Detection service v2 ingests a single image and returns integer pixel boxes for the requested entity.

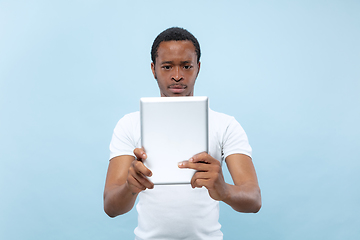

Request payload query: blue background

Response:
[1,1,359,239]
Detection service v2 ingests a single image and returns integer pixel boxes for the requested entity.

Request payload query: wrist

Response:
[221,183,232,203]
[125,180,139,196]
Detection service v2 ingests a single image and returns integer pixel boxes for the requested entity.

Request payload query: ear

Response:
[196,61,201,77]
[151,62,157,80]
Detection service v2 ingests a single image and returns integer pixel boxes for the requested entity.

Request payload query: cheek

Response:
[157,80,167,90]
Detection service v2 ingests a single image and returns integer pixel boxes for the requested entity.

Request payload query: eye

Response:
[183,65,192,70]
[162,65,171,70]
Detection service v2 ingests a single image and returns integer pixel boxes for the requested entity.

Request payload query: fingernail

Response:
[189,158,194,163]
[178,162,183,167]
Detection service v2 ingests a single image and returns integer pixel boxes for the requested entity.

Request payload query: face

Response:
[151,40,200,97]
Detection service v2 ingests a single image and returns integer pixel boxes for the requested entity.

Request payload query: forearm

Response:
[222,182,261,213]
[103,183,137,217]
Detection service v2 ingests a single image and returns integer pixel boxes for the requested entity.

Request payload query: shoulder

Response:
[121,111,140,121]
[110,111,140,159]
[112,111,140,135]
[209,108,237,126]
[209,109,252,158]
[209,108,249,142]
[116,111,140,125]
[209,108,247,141]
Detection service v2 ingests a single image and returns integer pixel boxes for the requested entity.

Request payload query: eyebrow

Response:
[160,60,193,65]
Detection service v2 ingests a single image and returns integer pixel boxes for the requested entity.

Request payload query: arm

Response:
[103,149,154,217]
[178,153,261,213]
[223,153,261,213]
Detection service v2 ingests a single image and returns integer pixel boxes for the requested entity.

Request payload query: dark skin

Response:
[103,40,261,217]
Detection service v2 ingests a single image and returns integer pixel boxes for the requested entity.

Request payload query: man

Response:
[104,27,261,240]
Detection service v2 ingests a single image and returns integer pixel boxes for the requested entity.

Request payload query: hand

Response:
[178,152,230,201]
[126,148,154,194]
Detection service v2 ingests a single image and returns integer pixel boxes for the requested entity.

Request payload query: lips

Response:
[168,84,186,94]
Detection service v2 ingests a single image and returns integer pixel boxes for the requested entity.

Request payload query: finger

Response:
[129,166,154,189]
[134,174,154,190]
[178,161,212,172]
[192,171,212,180]
[191,171,215,188]
[133,160,152,177]
[191,178,212,189]
[133,148,147,161]
[178,161,189,168]
[190,152,217,164]
[126,177,146,193]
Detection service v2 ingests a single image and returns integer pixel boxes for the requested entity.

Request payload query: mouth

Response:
[168,84,187,94]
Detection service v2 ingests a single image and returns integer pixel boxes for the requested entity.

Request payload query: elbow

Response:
[104,206,117,218]
[104,202,117,218]
[103,194,120,218]
[241,188,262,213]
[251,189,262,213]
[103,196,130,218]
[104,202,128,218]
[106,212,118,218]
[105,207,130,218]
[252,198,262,213]
[239,198,261,213]
[103,188,135,217]
[231,192,262,213]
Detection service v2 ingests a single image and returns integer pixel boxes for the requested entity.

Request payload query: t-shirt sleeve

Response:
[109,114,137,160]
[222,117,252,160]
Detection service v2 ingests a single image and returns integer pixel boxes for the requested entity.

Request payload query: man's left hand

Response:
[178,152,229,201]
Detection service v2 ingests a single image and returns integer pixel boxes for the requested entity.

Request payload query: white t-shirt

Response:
[109,109,252,240]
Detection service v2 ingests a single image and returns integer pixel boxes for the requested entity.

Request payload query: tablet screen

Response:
[140,96,208,184]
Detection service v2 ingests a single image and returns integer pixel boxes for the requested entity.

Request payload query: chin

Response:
[161,91,193,97]
[172,93,191,97]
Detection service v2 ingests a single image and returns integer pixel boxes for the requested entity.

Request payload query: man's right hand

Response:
[104,149,153,217]
[126,148,154,194]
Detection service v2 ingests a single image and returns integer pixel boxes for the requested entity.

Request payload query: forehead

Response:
[156,40,197,62]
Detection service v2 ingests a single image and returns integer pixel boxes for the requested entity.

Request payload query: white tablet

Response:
[140,96,209,185]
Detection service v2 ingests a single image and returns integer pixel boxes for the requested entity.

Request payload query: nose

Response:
[172,66,183,82]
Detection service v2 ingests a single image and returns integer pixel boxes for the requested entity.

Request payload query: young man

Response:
[104,27,261,240]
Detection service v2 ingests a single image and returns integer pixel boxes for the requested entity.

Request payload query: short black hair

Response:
[151,27,201,64]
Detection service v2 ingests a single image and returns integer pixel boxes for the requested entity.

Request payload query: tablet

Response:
[140,96,209,185]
